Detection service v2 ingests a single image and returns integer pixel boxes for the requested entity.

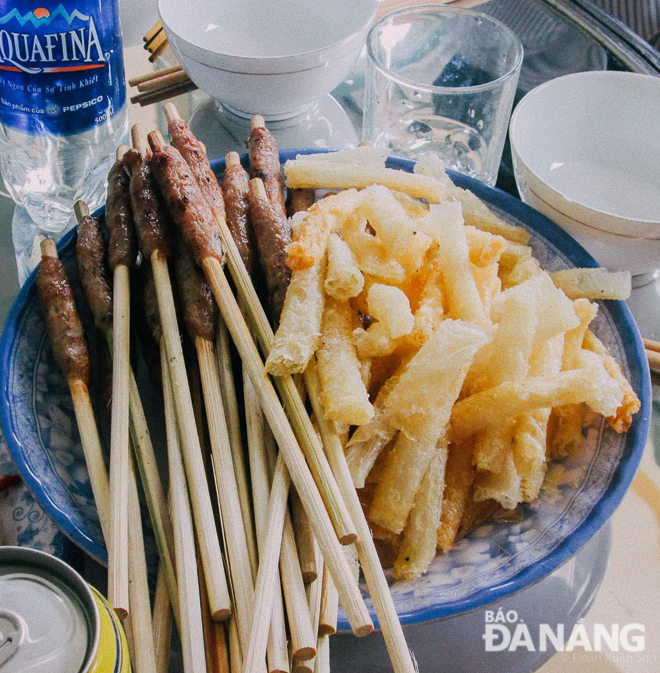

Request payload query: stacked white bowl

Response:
[159,0,377,120]
[510,71,660,278]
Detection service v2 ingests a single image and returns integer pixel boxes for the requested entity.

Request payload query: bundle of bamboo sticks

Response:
[38,107,419,673]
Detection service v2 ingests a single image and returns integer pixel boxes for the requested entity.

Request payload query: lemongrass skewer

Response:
[162,341,207,673]
[131,124,231,620]
[305,361,416,673]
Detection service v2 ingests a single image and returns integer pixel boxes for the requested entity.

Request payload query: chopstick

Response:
[644,338,660,374]
[129,65,183,88]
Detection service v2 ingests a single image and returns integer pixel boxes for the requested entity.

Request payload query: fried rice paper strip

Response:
[324,233,364,301]
[513,334,565,501]
[583,329,640,433]
[451,366,623,441]
[317,297,373,425]
[265,257,326,376]
[436,438,476,552]
[284,160,446,203]
[384,319,491,438]
[286,189,362,271]
[431,201,488,325]
[393,441,448,580]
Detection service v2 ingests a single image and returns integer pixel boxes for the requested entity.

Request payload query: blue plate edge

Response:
[0,149,650,622]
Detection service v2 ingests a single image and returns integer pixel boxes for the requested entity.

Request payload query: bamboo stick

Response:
[305,361,416,673]
[68,378,111,537]
[152,555,172,673]
[215,319,259,578]
[281,511,316,662]
[151,247,231,621]
[199,559,231,673]
[228,618,242,673]
[127,365,179,623]
[313,637,330,673]
[317,562,338,637]
[302,541,324,672]
[108,259,130,616]
[244,372,290,673]
[196,336,262,662]
[292,490,317,584]
[162,342,207,673]
[127,451,158,673]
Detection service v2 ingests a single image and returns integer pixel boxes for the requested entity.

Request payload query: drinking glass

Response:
[363,5,523,185]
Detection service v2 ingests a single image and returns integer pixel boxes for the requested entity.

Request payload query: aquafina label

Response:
[0,0,128,281]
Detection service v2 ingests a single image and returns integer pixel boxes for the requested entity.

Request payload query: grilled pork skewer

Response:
[75,199,179,625]
[146,132,372,673]
[126,125,231,621]
[37,238,157,673]
[164,107,258,576]
[76,193,178,617]
[104,147,137,615]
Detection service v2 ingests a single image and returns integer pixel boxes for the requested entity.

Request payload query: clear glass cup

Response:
[363,5,523,185]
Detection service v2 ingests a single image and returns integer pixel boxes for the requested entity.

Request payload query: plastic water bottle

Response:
[0,1,128,282]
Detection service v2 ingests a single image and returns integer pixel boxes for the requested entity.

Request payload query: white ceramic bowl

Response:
[159,0,377,119]
[509,71,660,275]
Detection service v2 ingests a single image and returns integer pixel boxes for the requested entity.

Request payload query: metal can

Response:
[0,546,131,673]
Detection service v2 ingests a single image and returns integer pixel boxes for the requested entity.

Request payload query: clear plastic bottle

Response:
[0,1,128,280]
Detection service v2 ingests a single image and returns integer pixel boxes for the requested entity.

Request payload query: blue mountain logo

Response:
[0,5,90,28]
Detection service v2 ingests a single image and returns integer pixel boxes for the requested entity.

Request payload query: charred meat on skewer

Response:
[105,157,138,269]
[148,141,224,266]
[247,181,292,325]
[124,148,171,260]
[167,116,227,224]
[248,122,287,220]
[76,213,113,334]
[173,238,218,343]
[222,153,256,276]
[37,252,90,386]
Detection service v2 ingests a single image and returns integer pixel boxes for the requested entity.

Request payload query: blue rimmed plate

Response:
[0,151,651,624]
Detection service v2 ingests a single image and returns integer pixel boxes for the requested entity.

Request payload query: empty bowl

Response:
[159,0,377,119]
[509,71,660,276]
